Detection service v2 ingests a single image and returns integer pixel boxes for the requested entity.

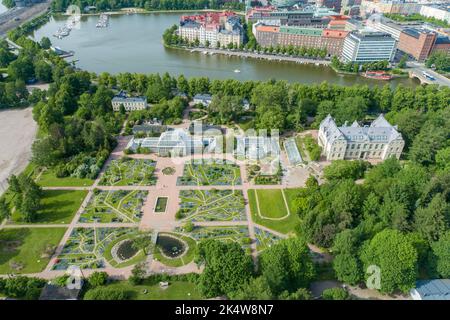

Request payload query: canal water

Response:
[33,13,419,87]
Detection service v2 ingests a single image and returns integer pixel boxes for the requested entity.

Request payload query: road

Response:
[0,1,52,38]
[407,61,450,87]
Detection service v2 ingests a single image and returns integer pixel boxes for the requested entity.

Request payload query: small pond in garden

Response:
[116,240,139,261]
[156,235,186,258]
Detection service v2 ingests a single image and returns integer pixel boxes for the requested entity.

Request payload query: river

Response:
[32,12,419,87]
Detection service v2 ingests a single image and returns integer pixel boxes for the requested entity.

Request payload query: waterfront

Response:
[32,12,419,87]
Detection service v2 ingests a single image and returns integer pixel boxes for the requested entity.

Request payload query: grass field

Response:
[248,189,300,235]
[36,169,94,187]
[284,188,303,215]
[87,280,201,300]
[255,189,289,219]
[12,190,88,224]
[0,227,67,274]
[155,197,168,213]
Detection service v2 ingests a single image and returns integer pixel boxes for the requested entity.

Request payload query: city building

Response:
[366,15,404,40]
[341,31,396,62]
[193,93,213,106]
[111,91,148,111]
[178,12,243,48]
[254,24,349,57]
[410,279,450,300]
[126,128,217,156]
[246,6,338,27]
[432,34,450,55]
[420,4,450,23]
[397,28,437,61]
[318,114,404,161]
[360,0,422,17]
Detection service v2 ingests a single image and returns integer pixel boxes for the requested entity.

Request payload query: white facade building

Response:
[341,31,396,62]
[111,94,147,112]
[366,16,403,40]
[420,5,450,23]
[318,114,404,161]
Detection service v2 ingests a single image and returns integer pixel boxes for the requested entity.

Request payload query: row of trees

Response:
[51,0,244,12]
[425,51,450,73]
[331,56,390,73]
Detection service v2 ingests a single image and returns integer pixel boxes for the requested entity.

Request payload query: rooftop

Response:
[412,279,450,300]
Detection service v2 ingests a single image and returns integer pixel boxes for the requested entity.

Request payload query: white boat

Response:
[234,69,241,73]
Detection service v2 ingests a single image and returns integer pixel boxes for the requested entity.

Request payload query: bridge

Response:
[407,62,450,87]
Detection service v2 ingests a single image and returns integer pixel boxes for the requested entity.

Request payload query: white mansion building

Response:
[318,114,404,161]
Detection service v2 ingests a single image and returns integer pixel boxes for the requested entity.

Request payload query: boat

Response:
[96,13,109,28]
[234,69,241,73]
[363,71,392,81]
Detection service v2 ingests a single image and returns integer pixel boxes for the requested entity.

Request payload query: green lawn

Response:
[12,190,88,224]
[0,227,67,274]
[255,189,288,219]
[155,197,168,213]
[87,280,202,300]
[248,189,300,235]
[36,169,94,187]
[283,188,303,216]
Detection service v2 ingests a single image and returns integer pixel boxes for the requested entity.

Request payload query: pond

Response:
[31,13,419,87]
[116,240,139,261]
[156,235,186,258]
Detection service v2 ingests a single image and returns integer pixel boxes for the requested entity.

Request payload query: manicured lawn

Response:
[248,189,300,235]
[154,197,168,213]
[0,227,67,274]
[88,280,202,300]
[36,169,94,187]
[284,188,303,216]
[255,189,288,219]
[12,190,88,224]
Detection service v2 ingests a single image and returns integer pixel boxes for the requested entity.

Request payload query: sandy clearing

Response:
[0,107,37,195]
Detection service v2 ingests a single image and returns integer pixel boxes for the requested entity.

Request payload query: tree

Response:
[360,229,418,294]
[0,198,10,222]
[398,55,407,69]
[414,193,450,243]
[323,160,370,181]
[278,288,312,300]
[132,234,152,255]
[430,231,450,278]
[322,287,350,300]
[229,277,273,300]
[196,240,253,298]
[87,271,109,288]
[129,262,146,285]
[259,237,315,295]
[40,37,52,50]
[332,230,363,285]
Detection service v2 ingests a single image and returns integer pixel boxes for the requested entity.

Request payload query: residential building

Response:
[193,93,213,106]
[397,28,437,61]
[318,114,404,161]
[360,0,422,17]
[420,4,450,23]
[254,24,349,56]
[111,91,148,111]
[127,128,217,156]
[341,31,396,62]
[410,279,450,300]
[178,12,243,48]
